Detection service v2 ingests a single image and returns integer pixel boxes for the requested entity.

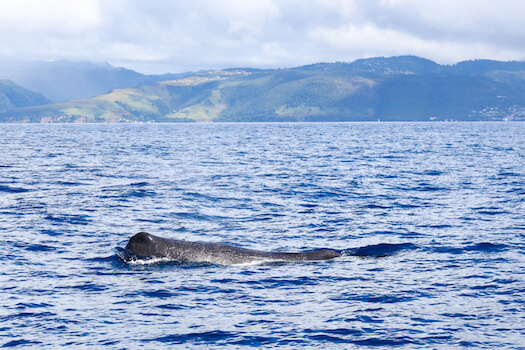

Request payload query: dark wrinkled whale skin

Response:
[120,232,341,265]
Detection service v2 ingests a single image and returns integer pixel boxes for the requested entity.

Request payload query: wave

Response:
[143,330,280,347]
[342,243,418,257]
[464,242,508,252]
[0,184,31,193]
[2,339,43,348]
[431,242,509,254]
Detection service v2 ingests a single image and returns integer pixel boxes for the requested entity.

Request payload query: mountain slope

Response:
[2,56,525,122]
[0,60,191,103]
[0,79,51,113]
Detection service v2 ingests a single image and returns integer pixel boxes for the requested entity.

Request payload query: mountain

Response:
[2,56,525,123]
[0,60,191,103]
[0,79,51,113]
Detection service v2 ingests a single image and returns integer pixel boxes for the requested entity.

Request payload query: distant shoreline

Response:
[2,56,525,123]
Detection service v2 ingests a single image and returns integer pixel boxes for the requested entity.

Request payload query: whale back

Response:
[271,249,341,261]
[123,232,341,265]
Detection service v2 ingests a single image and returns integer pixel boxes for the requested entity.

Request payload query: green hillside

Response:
[0,80,51,113]
[2,56,525,122]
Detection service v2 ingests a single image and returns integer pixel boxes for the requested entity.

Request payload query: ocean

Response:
[1,122,524,349]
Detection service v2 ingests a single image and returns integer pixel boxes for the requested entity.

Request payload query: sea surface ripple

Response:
[0,122,524,349]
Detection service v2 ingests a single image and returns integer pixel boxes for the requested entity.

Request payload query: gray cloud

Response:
[1,0,524,73]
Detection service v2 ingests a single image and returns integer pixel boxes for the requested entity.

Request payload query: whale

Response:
[118,232,341,265]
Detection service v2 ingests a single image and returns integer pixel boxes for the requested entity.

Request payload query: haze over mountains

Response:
[1,56,525,123]
[0,79,51,112]
[0,60,191,103]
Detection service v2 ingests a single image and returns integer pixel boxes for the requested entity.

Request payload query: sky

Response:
[1,0,525,74]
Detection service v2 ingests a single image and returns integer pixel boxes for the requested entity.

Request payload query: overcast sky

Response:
[1,0,525,74]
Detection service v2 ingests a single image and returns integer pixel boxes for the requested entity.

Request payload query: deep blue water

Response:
[1,122,524,349]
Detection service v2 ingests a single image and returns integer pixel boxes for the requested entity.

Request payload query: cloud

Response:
[364,0,525,46]
[0,0,101,57]
[0,0,525,73]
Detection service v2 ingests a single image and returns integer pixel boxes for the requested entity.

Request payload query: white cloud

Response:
[1,0,525,73]
[0,0,100,33]
[0,0,101,59]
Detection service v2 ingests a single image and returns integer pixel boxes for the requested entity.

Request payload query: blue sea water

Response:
[0,122,524,349]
